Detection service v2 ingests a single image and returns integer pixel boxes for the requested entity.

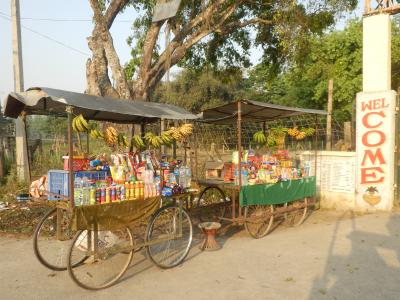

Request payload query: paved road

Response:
[1,210,400,300]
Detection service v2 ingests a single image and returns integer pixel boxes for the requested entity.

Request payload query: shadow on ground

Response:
[309,211,400,299]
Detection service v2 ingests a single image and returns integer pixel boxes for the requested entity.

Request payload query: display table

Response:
[239,176,316,207]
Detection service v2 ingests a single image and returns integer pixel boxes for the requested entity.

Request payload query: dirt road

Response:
[1,210,400,300]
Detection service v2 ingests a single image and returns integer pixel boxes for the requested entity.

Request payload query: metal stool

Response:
[198,222,221,251]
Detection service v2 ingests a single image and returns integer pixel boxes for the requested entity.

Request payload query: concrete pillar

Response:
[356,13,396,211]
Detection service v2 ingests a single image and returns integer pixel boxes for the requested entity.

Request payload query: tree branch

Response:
[105,0,130,29]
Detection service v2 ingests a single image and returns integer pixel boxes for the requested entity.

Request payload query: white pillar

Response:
[356,13,396,211]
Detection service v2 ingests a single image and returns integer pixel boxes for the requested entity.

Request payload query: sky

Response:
[0,0,364,101]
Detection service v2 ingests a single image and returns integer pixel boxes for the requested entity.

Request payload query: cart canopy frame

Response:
[198,99,326,124]
[2,87,197,123]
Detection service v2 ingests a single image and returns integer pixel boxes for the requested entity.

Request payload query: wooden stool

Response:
[198,222,221,251]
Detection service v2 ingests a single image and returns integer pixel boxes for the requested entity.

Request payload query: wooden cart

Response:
[192,100,325,238]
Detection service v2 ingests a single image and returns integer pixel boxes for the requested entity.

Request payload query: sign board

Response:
[356,90,397,210]
[152,0,181,22]
[303,153,356,194]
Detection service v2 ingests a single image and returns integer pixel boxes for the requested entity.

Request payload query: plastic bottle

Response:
[120,185,125,201]
[89,187,96,205]
[74,177,82,206]
[105,187,110,203]
[130,182,135,200]
[124,182,130,200]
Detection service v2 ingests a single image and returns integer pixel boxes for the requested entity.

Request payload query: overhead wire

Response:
[0,12,90,57]
[0,10,133,23]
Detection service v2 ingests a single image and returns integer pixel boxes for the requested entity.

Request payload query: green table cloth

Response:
[239,176,316,207]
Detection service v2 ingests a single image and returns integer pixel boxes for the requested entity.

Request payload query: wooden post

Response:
[172,120,177,159]
[236,101,242,220]
[0,142,4,179]
[160,118,165,155]
[326,79,333,150]
[344,122,352,150]
[66,106,74,208]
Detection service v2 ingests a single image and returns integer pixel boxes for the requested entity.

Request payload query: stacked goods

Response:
[230,149,312,186]
[223,162,235,183]
[48,121,194,206]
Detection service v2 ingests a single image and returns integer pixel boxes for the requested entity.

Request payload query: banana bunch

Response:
[253,131,267,145]
[104,126,118,145]
[179,123,193,137]
[165,127,183,141]
[303,127,316,137]
[144,132,163,148]
[267,134,277,147]
[131,135,145,149]
[90,129,104,139]
[287,127,300,137]
[295,131,307,140]
[72,114,90,132]
[160,131,173,146]
[117,133,130,147]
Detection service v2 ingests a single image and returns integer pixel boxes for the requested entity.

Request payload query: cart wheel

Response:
[33,207,78,271]
[244,205,274,239]
[67,228,134,290]
[146,205,193,269]
[284,198,308,227]
[196,186,228,222]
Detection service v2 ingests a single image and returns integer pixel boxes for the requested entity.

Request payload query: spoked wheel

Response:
[67,228,134,290]
[146,205,193,269]
[244,205,274,239]
[284,198,308,227]
[33,207,77,271]
[196,186,228,222]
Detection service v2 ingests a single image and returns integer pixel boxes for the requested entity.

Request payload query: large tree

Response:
[85,0,357,100]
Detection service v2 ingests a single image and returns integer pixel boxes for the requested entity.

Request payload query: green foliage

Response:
[152,68,246,112]
[124,0,357,79]
[247,20,400,123]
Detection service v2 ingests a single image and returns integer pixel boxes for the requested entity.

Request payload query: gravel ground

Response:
[1,210,400,300]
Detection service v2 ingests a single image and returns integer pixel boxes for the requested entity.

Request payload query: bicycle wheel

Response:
[196,186,227,222]
[244,205,274,239]
[67,227,134,290]
[284,198,308,227]
[33,207,76,271]
[146,205,193,269]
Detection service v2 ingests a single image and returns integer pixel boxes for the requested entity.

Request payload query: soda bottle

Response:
[89,187,96,205]
[120,185,125,201]
[100,188,106,203]
[124,182,130,200]
[111,187,116,202]
[130,182,135,200]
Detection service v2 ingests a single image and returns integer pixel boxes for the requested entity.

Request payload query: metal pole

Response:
[326,79,333,150]
[67,106,74,208]
[11,0,30,183]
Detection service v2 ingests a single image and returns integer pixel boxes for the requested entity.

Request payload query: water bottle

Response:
[186,167,191,188]
[74,178,82,206]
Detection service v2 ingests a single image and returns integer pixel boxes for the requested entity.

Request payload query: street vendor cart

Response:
[194,100,326,238]
[2,87,198,290]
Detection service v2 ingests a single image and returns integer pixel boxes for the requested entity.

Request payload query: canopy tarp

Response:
[199,100,327,124]
[2,87,197,123]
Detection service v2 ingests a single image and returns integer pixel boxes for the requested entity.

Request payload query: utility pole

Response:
[11,0,30,183]
[326,79,333,151]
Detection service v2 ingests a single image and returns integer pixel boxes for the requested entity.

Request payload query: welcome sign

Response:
[356,91,397,210]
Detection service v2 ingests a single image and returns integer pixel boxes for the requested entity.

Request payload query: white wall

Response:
[300,151,356,210]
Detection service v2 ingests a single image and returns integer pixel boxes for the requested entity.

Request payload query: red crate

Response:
[63,156,89,171]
